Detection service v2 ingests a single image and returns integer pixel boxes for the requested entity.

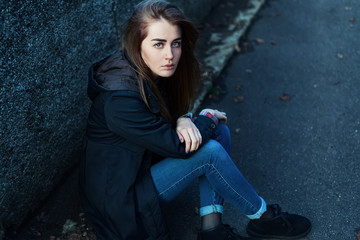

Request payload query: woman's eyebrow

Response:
[151,37,182,42]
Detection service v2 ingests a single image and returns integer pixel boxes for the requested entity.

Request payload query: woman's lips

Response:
[162,64,174,70]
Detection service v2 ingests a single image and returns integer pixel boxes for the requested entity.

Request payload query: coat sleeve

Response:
[103,91,216,159]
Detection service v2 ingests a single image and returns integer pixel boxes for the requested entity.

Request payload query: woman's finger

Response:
[195,128,203,151]
[181,130,191,153]
[214,110,227,123]
[176,131,184,143]
[188,128,201,152]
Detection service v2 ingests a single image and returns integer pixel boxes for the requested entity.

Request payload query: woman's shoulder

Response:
[93,49,139,92]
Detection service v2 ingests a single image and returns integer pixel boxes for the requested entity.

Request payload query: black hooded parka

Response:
[79,50,216,240]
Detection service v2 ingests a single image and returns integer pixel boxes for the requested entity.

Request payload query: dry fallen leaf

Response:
[337,53,344,59]
[255,38,265,44]
[233,96,245,103]
[49,236,56,240]
[279,93,290,101]
[271,40,277,45]
[274,12,282,17]
[236,85,242,91]
[350,17,356,22]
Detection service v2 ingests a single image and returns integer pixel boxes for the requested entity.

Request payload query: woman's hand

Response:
[201,108,227,123]
[176,117,202,153]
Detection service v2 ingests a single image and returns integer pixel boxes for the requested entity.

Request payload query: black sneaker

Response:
[246,204,311,239]
[198,223,255,240]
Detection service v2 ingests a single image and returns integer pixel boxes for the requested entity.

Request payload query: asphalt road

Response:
[167,0,360,239]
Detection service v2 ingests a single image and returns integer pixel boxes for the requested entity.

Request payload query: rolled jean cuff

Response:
[246,197,267,220]
[200,204,224,217]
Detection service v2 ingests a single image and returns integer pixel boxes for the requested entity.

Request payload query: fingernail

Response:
[180,138,183,142]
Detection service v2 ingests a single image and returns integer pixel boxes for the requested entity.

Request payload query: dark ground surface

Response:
[11,0,360,239]
[166,0,360,239]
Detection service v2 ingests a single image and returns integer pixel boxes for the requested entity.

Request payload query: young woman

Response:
[80,0,311,239]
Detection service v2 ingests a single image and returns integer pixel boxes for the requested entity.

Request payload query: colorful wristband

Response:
[181,112,193,119]
[199,110,218,125]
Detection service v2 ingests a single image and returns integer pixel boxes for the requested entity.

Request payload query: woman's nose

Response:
[165,46,173,60]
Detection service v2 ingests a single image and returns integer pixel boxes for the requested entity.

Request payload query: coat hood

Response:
[87,49,139,101]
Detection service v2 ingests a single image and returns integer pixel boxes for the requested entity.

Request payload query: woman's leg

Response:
[211,122,231,154]
[150,135,266,220]
[151,122,311,240]
[198,123,229,229]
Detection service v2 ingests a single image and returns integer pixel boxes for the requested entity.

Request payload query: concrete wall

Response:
[0,0,220,232]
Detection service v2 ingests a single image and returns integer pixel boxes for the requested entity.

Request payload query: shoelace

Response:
[270,204,293,231]
[270,204,282,216]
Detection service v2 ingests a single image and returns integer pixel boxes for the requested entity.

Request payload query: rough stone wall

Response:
[0,0,219,231]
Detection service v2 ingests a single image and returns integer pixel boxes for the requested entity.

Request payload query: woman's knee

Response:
[217,122,230,136]
[202,139,222,149]
[200,140,228,160]
[213,123,231,154]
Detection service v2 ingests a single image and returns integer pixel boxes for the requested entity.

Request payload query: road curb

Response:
[192,0,266,112]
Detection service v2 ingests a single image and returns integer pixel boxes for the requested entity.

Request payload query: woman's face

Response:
[140,18,182,78]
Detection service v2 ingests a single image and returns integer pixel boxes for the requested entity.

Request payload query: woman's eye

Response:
[154,43,163,48]
[172,41,181,48]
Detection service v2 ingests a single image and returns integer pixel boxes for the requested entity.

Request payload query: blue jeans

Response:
[150,123,266,219]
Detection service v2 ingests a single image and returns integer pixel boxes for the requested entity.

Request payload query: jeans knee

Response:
[201,140,228,164]
[202,139,223,152]
[217,122,230,136]
[213,123,231,154]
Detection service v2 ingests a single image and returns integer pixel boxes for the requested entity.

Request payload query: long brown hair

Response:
[122,0,200,123]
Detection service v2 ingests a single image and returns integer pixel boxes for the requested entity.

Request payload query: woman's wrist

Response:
[180,112,193,119]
